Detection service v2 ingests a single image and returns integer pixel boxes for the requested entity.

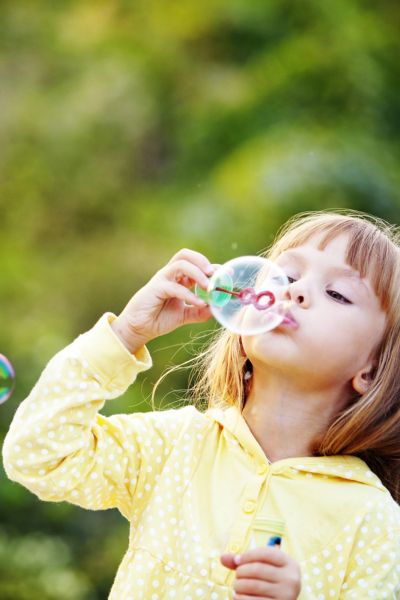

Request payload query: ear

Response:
[351,362,376,394]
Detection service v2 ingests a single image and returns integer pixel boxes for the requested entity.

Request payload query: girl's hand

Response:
[220,546,301,600]
[111,248,216,352]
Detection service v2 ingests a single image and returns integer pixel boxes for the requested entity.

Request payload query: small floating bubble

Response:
[0,354,15,404]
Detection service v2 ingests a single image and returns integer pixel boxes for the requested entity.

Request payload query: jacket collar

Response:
[206,404,385,489]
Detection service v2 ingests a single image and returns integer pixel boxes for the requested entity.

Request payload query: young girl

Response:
[3,210,400,599]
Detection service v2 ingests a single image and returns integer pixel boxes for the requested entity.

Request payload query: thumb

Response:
[220,553,238,570]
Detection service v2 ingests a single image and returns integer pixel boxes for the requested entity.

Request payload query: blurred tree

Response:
[0,0,399,596]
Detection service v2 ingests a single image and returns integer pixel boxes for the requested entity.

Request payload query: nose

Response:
[285,280,309,307]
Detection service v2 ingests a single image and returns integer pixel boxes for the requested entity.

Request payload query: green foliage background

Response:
[1,1,399,597]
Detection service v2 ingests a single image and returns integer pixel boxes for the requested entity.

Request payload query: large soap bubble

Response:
[0,354,15,404]
[195,256,293,335]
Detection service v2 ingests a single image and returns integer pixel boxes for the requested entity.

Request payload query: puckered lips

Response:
[280,310,299,329]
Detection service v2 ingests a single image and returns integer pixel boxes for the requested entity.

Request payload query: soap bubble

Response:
[195,256,292,335]
[0,354,15,404]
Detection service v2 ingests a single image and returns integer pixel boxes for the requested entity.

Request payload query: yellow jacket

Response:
[3,312,400,599]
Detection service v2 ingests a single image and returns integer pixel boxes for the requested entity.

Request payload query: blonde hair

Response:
[153,210,400,502]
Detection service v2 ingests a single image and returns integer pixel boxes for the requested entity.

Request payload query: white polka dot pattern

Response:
[2,312,400,599]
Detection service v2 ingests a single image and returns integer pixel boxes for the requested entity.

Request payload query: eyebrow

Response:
[279,249,370,295]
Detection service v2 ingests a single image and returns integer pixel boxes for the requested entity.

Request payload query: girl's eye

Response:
[286,275,352,304]
[327,290,351,304]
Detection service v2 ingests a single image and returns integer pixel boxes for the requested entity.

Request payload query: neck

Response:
[242,370,349,463]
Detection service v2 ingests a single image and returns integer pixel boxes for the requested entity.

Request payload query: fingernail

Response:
[234,554,241,565]
[206,264,217,275]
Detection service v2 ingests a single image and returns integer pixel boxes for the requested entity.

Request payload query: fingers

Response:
[168,248,215,276]
[223,547,301,600]
[234,575,277,597]
[231,556,287,600]
[234,546,287,568]
[164,259,211,291]
[220,554,238,570]
[235,561,281,583]
[162,281,207,307]
[183,303,213,324]
[233,594,273,600]
[220,552,282,578]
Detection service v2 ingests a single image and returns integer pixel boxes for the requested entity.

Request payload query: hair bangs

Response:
[266,212,400,314]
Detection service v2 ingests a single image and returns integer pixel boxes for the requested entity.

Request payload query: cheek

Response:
[309,316,374,368]
[242,313,377,366]
[308,313,357,346]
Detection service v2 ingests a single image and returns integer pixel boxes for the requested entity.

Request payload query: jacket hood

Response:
[206,405,386,491]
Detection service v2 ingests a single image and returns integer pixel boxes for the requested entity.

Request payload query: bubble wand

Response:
[213,285,275,311]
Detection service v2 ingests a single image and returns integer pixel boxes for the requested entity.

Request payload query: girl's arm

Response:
[2,312,194,520]
[3,248,214,519]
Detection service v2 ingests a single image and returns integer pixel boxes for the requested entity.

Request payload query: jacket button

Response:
[229,543,240,553]
[243,500,256,513]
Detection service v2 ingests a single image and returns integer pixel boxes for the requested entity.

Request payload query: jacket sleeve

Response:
[342,497,400,598]
[2,312,192,520]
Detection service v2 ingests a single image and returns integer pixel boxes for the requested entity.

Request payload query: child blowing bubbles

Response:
[2,210,400,599]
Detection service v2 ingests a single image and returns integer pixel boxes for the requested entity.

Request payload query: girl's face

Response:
[242,233,387,394]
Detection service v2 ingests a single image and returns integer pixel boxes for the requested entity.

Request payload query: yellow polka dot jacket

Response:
[3,312,400,599]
